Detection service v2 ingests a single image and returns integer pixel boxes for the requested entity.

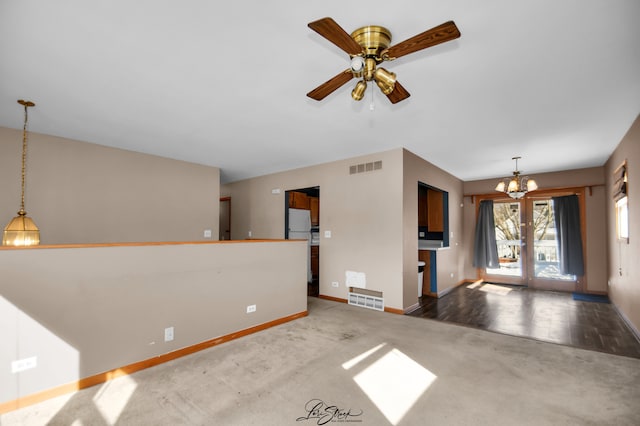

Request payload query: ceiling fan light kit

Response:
[307,17,460,104]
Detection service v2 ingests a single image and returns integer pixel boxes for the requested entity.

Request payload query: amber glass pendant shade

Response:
[3,210,40,246]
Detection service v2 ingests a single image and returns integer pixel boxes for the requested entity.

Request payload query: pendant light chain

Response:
[19,101,29,215]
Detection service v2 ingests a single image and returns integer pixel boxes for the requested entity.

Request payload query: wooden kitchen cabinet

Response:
[419,250,431,296]
[418,186,429,227]
[427,189,444,232]
[289,191,310,209]
[309,197,319,226]
[311,245,319,280]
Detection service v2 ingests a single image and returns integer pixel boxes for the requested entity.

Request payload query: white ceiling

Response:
[1,1,639,184]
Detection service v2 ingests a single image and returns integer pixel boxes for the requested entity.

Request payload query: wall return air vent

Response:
[348,287,384,311]
[349,160,382,175]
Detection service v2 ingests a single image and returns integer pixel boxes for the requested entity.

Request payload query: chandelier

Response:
[3,100,40,246]
[495,156,538,199]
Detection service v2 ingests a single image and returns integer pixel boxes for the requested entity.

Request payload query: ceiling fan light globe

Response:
[376,79,394,95]
[374,67,396,85]
[351,80,367,101]
[350,56,364,72]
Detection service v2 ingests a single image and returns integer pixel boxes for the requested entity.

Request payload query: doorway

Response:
[478,188,586,291]
[285,186,320,296]
[219,197,231,240]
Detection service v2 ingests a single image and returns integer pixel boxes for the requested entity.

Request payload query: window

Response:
[616,196,629,242]
[613,161,628,243]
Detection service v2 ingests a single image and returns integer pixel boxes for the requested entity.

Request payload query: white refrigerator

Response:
[288,208,312,282]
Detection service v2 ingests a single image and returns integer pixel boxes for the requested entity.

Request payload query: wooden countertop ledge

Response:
[0,239,295,250]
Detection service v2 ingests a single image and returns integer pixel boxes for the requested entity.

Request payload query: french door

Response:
[483,198,527,285]
[478,188,585,291]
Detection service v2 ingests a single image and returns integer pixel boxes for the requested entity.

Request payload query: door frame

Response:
[524,187,587,292]
[476,195,527,285]
[475,187,587,291]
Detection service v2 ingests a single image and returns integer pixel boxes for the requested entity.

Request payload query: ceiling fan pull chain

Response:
[369,81,375,111]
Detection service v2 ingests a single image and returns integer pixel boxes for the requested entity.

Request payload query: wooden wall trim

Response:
[318,294,347,304]
[0,239,293,251]
[0,310,308,414]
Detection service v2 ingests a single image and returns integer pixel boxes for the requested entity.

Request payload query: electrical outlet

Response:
[12,356,37,373]
[203,229,212,238]
[332,281,339,287]
[164,327,174,342]
[247,304,256,313]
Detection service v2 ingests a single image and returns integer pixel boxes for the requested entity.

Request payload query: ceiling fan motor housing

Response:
[350,26,392,60]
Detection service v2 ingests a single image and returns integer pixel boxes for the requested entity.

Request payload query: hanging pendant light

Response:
[495,156,538,199]
[3,100,40,246]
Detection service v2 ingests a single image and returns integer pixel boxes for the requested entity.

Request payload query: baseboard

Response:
[0,310,308,414]
[403,302,421,314]
[318,294,347,303]
[611,303,640,344]
[318,294,403,315]
[437,286,455,298]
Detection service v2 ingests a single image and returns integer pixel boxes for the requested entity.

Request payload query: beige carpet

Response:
[3,297,640,425]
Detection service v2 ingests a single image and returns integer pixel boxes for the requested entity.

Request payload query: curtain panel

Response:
[473,199,499,268]
[552,194,585,276]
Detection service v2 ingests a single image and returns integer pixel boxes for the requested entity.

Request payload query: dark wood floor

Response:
[407,282,640,359]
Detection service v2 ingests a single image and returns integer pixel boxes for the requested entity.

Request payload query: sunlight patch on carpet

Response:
[353,348,436,425]
[92,373,137,425]
[342,343,387,370]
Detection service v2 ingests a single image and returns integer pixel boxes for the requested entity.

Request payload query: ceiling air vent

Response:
[349,160,382,175]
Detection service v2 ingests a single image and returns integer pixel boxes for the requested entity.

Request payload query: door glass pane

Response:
[532,200,575,281]
[486,202,522,277]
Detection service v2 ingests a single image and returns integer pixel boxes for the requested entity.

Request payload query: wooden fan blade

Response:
[382,21,460,60]
[308,17,363,56]
[307,70,354,101]
[386,81,411,104]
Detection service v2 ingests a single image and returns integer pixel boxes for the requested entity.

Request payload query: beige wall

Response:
[224,149,406,310]
[224,148,467,311]
[0,127,220,244]
[462,167,608,292]
[606,114,640,334]
[402,149,465,308]
[0,241,307,405]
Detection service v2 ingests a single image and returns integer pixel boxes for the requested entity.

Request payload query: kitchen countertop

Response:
[418,240,448,251]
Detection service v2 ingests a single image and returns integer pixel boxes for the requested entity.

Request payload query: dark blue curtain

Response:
[473,200,499,268]
[553,195,584,276]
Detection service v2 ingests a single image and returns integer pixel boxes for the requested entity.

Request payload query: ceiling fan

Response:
[307,17,460,104]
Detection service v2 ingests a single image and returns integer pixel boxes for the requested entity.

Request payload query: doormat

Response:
[572,293,610,303]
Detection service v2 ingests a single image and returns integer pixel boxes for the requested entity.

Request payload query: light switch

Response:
[324,230,331,238]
